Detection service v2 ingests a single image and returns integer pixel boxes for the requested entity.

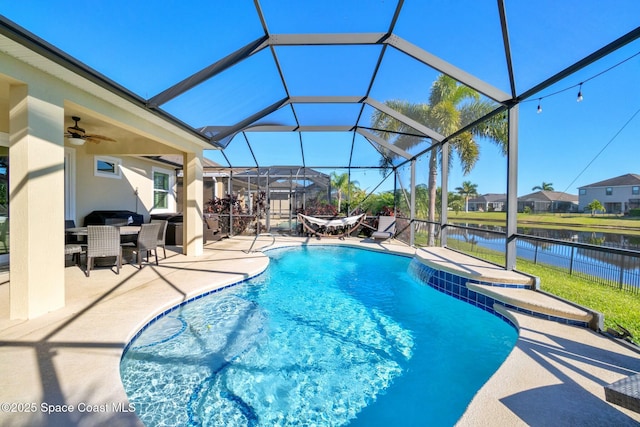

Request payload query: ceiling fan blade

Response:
[86,134,117,143]
[66,127,86,137]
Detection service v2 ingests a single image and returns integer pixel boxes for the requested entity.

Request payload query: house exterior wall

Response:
[468,201,505,212]
[74,148,177,225]
[0,39,209,319]
[578,185,640,213]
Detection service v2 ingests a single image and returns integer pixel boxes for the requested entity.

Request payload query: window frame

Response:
[605,187,613,196]
[151,166,175,213]
[94,155,122,179]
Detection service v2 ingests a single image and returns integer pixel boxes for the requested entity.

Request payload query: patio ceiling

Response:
[1,1,639,170]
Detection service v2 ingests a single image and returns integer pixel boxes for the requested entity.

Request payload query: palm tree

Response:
[415,184,430,219]
[586,199,605,216]
[330,172,359,214]
[532,182,554,191]
[371,74,507,244]
[455,181,478,212]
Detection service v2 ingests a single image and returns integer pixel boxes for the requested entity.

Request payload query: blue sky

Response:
[2,1,639,196]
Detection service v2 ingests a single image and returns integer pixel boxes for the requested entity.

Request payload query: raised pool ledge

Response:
[413,247,595,330]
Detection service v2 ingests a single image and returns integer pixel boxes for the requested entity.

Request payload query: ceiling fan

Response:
[65,116,116,145]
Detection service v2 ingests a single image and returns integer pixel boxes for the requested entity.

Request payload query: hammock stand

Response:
[297,213,366,239]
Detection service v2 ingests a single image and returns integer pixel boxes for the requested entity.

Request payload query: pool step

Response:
[467,283,594,327]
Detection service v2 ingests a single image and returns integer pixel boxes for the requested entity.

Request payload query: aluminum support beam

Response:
[365,97,445,142]
[497,0,517,98]
[207,97,289,146]
[357,128,412,160]
[267,32,511,105]
[147,36,270,108]
[505,105,519,270]
[269,33,388,46]
[410,158,416,246]
[386,35,512,104]
[518,26,640,102]
[288,96,365,104]
[241,125,355,132]
[440,141,449,247]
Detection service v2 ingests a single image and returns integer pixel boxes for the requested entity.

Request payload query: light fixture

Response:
[537,99,542,114]
[67,136,86,146]
[577,83,584,102]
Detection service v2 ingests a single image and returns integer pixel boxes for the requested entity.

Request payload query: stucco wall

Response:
[73,145,177,225]
[579,186,638,212]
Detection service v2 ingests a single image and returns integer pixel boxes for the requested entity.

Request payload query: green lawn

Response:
[517,258,640,345]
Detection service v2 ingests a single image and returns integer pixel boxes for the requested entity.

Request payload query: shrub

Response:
[300,197,338,216]
[205,194,248,234]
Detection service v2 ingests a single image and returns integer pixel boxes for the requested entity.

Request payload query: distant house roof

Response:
[468,193,506,203]
[579,173,640,188]
[518,190,578,202]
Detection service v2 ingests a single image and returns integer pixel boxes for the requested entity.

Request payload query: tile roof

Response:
[518,190,578,202]
[580,173,640,188]
[468,193,507,203]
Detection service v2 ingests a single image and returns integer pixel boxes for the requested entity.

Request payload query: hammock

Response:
[297,213,366,238]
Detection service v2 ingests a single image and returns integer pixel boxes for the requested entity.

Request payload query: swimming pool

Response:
[121,246,517,426]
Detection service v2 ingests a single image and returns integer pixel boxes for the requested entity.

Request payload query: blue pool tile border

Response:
[409,259,590,329]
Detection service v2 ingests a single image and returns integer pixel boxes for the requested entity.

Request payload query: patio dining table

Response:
[65,225,142,266]
[65,226,141,236]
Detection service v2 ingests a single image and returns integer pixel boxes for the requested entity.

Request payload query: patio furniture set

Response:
[65,219,168,277]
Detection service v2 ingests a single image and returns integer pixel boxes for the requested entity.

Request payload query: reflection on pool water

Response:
[120,246,517,426]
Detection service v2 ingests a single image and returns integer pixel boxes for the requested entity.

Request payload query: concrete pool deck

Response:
[0,236,638,426]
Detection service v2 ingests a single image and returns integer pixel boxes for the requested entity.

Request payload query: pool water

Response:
[121,246,517,426]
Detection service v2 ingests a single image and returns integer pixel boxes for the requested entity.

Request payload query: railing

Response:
[516,234,640,293]
[440,223,640,294]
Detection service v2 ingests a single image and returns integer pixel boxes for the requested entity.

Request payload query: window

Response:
[152,167,174,212]
[606,187,613,196]
[94,156,122,179]
[579,189,586,195]
[633,186,639,195]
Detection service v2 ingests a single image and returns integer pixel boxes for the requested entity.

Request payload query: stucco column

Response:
[182,151,203,256]
[9,84,65,319]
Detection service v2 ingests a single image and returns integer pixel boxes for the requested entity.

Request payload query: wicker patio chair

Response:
[0,219,8,253]
[150,219,168,258]
[65,243,83,267]
[86,225,122,277]
[65,219,83,245]
[129,222,161,268]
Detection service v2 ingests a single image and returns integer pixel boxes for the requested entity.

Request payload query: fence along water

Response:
[406,220,640,294]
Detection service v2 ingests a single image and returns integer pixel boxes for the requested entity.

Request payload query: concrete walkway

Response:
[0,236,638,426]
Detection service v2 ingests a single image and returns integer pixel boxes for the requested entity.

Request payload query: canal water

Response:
[447,222,640,288]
